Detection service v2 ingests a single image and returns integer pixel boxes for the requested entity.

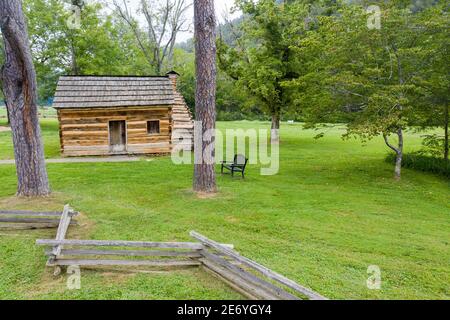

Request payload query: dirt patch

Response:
[0,194,97,240]
[67,210,96,240]
[225,216,240,224]
[178,188,234,201]
[0,126,10,133]
[196,191,219,199]
[0,193,66,211]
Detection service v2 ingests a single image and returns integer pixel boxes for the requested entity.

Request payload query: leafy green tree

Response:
[408,4,449,160]
[21,0,150,101]
[172,47,196,112]
[218,0,310,141]
[173,44,252,121]
[290,1,446,179]
[60,2,148,76]
[23,0,67,102]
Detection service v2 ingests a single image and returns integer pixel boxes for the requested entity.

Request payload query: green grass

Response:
[0,118,60,159]
[0,120,448,300]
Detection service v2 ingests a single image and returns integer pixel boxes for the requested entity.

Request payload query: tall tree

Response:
[291,1,444,179]
[193,0,217,193]
[21,0,150,102]
[0,0,50,196]
[113,0,191,74]
[409,3,449,160]
[218,0,309,142]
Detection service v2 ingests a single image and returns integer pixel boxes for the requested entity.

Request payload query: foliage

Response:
[21,0,151,101]
[386,153,449,178]
[173,46,253,120]
[406,4,449,159]
[217,0,311,127]
[10,0,251,120]
[418,134,448,158]
[287,0,449,177]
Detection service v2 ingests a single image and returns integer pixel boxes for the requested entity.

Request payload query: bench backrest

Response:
[234,154,248,167]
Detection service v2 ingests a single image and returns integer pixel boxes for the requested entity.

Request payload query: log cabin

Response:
[53,72,193,157]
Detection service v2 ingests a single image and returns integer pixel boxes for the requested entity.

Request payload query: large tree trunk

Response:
[444,104,449,161]
[0,0,50,196]
[193,0,217,193]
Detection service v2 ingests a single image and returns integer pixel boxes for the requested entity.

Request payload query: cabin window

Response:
[147,120,160,135]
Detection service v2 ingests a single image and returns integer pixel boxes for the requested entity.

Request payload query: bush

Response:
[418,134,447,158]
[385,153,449,178]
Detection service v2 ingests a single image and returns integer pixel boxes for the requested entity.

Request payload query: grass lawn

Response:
[0,119,448,300]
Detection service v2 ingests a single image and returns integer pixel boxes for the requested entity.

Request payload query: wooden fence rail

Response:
[35,226,325,300]
[37,239,205,250]
[0,206,78,230]
[36,239,233,272]
[190,231,327,301]
[0,210,63,216]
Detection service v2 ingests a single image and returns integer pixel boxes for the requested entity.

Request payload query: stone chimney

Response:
[166,70,180,90]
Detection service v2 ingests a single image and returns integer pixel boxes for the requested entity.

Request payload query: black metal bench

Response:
[221,154,248,178]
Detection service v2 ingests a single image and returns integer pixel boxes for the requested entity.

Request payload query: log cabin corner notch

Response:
[53,72,194,157]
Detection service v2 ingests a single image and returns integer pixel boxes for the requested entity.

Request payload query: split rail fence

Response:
[36,228,326,300]
[0,205,78,230]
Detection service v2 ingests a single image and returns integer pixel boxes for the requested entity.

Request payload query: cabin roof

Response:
[52,75,175,109]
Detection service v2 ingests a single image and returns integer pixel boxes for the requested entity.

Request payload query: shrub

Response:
[385,153,450,178]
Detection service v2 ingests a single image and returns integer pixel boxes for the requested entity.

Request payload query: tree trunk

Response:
[193,0,217,193]
[383,128,403,180]
[271,113,280,143]
[393,128,404,180]
[444,104,449,161]
[0,0,50,196]
[70,42,79,75]
[394,146,403,180]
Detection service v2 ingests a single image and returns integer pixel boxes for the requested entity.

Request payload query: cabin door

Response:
[109,120,126,153]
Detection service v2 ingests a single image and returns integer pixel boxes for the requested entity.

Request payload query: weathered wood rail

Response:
[0,205,78,230]
[36,229,325,300]
[36,239,234,272]
[190,231,327,300]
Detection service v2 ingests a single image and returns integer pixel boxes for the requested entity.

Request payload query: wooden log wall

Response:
[58,107,172,157]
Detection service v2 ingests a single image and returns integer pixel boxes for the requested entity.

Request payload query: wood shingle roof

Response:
[53,76,175,109]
